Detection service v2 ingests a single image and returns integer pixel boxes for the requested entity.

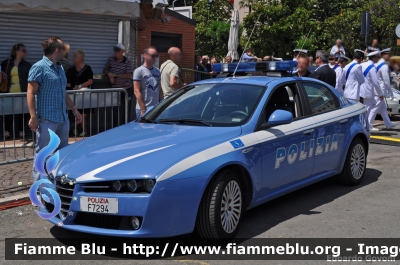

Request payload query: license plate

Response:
[80,196,118,214]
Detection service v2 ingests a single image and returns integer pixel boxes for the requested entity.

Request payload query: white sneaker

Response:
[387,122,398,129]
[370,127,380,132]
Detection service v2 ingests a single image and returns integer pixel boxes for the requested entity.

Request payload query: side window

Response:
[303,82,340,115]
[263,83,302,123]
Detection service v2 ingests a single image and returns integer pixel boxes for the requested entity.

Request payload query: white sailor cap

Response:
[380,48,391,54]
[293,49,308,54]
[340,55,350,61]
[367,51,380,57]
[354,49,367,57]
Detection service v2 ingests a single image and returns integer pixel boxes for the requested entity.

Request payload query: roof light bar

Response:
[213,61,298,73]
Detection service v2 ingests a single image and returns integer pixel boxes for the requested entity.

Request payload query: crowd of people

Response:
[292,39,399,132]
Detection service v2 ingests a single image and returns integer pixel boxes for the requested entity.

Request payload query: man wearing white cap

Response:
[360,51,384,131]
[336,49,365,100]
[293,49,308,61]
[373,48,397,129]
[376,48,395,99]
[333,55,349,94]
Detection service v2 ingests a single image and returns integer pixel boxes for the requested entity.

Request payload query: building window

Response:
[151,32,182,53]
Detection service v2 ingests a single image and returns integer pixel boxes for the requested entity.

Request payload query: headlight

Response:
[143,179,156,193]
[127,180,137,192]
[112,180,123,192]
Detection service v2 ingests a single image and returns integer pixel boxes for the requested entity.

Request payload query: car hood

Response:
[54,122,242,183]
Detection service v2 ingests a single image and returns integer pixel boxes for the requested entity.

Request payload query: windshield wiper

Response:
[138,117,157,123]
[158,118,212,127]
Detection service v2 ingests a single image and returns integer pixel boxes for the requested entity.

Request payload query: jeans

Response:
[136,109,141,119]
[32,119,70,182]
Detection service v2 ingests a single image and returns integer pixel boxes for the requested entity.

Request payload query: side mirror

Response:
[268,110,293,126]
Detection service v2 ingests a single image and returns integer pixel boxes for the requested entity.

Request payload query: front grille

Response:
[74,212,125,229]
[44,201,54,213]
[56,180,75,219]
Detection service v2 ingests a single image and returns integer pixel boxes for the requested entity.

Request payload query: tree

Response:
[242,0,400,58]
[241,0,320,59]
[238,0,254,13]
[193,0,233,56]
[325,0,400,57]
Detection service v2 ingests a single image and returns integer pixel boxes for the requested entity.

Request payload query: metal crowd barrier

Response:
[0,88,129,165]
[180,68,218,84]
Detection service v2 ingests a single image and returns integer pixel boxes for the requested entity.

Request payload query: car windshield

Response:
[141,83,266,127]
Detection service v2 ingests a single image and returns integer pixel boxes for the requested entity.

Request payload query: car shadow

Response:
[236,168,382,239]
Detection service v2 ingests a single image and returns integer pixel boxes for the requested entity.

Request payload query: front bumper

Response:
[40,175,208,237]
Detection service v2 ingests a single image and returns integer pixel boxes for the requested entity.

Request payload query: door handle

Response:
[242,147,254,154]
[303,129,314,135]
[340,119,348,124]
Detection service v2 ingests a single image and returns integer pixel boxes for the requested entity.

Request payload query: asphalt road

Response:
[1,143,400,265]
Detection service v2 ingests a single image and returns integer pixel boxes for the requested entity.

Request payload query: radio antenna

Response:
[300,28,312,49]
[233,14,261,78]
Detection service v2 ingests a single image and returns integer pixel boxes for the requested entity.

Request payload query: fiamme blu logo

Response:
[29,129,62,220]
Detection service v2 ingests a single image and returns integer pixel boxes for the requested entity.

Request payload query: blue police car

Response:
[42,61,369,241]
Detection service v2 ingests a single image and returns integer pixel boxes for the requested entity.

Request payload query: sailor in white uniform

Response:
[376,48,395,99]
[333,55,349,94]
[336,50,365,99]
[374,48,397,129]
[360,51,384,131]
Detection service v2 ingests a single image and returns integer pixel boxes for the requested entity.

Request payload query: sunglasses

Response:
[147,53,159,58]
[329,58,334,61]
[114,48,122,52]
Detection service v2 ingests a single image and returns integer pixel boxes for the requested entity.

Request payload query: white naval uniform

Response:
[359,61,383,129]
[336,60,365,100]
[333,65,343,94]
[376,59,395,98]
[374,58,394,128]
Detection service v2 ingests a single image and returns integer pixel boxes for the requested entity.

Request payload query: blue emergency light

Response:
[212,61,298,73]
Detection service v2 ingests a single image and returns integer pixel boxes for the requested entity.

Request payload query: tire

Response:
[337,138,367,185]
[196,169,244,241]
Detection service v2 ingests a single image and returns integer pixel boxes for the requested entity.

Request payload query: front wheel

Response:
[337,138,367,185]
[196,169,244,241]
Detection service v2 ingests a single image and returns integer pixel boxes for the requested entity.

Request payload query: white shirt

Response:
[333,65,343,94]
[375,58,394,98]
[330,46,346,58]
[336,60,365,101]
[359,60,382,99]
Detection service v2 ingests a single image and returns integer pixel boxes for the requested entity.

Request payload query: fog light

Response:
[130,217,140,230]
[112,180,122,192]
[127,180,137,192]
[143,179,156,193]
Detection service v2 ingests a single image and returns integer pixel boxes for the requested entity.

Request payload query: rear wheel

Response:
[337,138,367,185]
[196,169,243,241]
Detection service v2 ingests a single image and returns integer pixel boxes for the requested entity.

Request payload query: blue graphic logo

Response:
[29,129,62,219]
[230,139,245,149]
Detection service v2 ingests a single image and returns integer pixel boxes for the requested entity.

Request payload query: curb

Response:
[0,190,29,205]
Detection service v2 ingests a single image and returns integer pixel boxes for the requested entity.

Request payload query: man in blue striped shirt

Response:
[27,36,82,182]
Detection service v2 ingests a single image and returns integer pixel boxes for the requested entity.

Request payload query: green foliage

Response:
[193,0,233,57]
[242,0,400,58]
[203,21,243,58]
